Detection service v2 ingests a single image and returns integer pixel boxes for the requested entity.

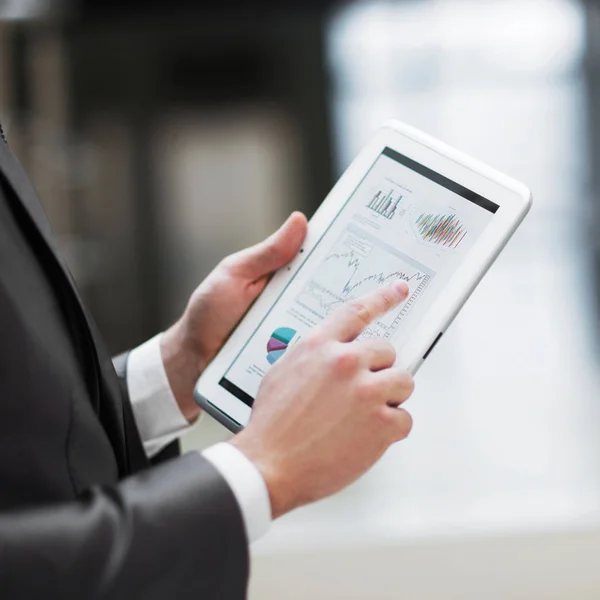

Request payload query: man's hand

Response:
[161,212,308,422]
[231,281,414,518]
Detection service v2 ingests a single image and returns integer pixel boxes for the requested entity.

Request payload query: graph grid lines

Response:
[377,274,431,340]
[415,213,467,248]
[295,226,435,340]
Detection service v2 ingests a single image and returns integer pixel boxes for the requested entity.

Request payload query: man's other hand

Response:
[231,281,414,518]
[161,212,308,422]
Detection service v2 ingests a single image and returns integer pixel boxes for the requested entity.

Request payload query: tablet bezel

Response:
[194,120,532,430]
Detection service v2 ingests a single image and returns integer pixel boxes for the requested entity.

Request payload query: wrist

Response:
[229,433,292,519]
[160,320,205,423]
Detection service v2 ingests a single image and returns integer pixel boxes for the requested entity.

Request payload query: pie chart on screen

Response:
[266,327,297,365]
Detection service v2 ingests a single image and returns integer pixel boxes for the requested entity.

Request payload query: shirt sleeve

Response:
[127,334,273,543]
[202,443,272,543]
[127,334,192,458]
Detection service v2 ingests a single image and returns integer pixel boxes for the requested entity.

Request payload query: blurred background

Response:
[2,0,600,597]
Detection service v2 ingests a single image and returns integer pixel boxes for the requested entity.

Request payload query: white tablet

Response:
[194,120,532,432]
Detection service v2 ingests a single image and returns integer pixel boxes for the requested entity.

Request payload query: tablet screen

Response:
[219,147,499,407]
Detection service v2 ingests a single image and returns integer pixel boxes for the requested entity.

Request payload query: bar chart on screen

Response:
[366,186,404,220]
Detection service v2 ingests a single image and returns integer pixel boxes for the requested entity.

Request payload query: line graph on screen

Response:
[295,227,434,340]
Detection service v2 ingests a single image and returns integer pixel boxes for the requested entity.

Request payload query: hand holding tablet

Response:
[195,120,532,431]
[231,280,415,518]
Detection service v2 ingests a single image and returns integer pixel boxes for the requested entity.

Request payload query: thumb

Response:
[227,212,308,280]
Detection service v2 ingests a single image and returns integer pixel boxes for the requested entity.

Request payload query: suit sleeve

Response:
[0,451,250,600]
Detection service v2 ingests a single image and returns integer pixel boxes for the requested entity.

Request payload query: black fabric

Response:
[113,351,181,469]
[0,140,248,598]
[151,439,182,465]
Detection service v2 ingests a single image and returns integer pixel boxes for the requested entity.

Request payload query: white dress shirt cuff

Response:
[127,334,192,458]
[127,336,272,543]
[202,443,272,543]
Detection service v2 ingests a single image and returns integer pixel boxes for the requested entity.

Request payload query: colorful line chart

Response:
[266,327,296,365]
[415,213,467,249]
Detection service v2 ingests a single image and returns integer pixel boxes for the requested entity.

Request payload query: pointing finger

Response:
[322,281,409,342]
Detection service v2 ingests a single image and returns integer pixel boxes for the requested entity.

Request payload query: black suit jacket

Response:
[0,135,248,598]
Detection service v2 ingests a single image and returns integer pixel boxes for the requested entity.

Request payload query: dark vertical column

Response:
[130,110,163,338]
[5,23,30,166]
[582,0,600,340]
[285,14,335,217]
[66,22,165,351]
[103,40,165,345]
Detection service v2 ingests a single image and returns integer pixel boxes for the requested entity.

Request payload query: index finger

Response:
[322,281,410,342]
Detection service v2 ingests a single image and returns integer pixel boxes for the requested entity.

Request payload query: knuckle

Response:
[377,288,393,312]
[397,371,415,396]
[303,332,323,351]
[378,408,413,440]
[396,410,414,439]
[332,347,360,375]
[381,341,397,362]
[347,300,372,326]
[357,378,378,401]
[218,254,235,270]
[264,239,284,263]
[377,406,396,426]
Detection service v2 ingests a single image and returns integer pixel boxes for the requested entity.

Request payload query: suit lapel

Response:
[0,138,68,270]
[0,137,132,476]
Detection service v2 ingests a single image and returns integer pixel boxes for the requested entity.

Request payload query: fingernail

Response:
[393,281,409,296]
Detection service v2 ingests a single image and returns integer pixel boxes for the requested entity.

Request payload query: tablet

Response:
[194,120,532,432]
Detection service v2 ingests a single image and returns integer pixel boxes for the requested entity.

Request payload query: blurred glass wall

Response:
[252,1,600,598]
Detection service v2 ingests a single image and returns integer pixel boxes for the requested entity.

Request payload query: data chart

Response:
[413,212,468,249]
[295,226,434,340]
